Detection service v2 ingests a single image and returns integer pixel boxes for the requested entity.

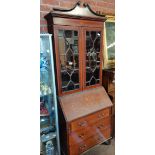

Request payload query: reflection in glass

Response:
[86,31,101,86]
[105,22,115,60]
[40,37,52,96]
[58,30,79,92]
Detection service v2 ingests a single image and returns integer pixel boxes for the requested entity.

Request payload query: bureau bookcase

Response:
[45,2,113,155]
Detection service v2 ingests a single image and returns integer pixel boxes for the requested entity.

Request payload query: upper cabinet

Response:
[45,2,107,96]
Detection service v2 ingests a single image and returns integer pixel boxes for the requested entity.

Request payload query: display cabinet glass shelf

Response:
[40,34,60,155]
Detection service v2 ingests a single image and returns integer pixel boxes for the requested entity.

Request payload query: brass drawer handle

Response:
[78,121,87,127]
[79,133,85,138]
[97,124,104,129]
[79,144,87,151]
[98,113,104,118]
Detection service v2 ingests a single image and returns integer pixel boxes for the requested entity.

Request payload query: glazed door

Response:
[83,28,103,89]
[54,26,82,96]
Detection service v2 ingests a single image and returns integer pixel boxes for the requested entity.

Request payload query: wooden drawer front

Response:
[69,117,111,145]
[96,127,111,142]
[92,117,111,131]
[69,127,111,155]
[70,108,110,131]
[69,135,97,155]
[69,127,93,145]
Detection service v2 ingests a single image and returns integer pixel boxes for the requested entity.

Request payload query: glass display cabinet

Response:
[40,34,60,155]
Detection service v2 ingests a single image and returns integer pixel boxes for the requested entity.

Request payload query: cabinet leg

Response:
[101,139,111,145]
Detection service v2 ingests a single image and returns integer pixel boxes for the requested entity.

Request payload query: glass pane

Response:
[58,29,79,92]
[40,35,59,155]
[40,36,52,96]
[105,22,115,60]
[85,31,101,87]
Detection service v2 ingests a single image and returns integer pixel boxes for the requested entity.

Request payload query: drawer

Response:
[96,127,111,142]
[69,127,111,155]
[92,117,111,130]
[70,108,110,131]
[69,127,93,146]
[69,134,98,155]
[69,117,111,146]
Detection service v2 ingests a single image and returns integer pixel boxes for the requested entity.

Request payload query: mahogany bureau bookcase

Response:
[45,2,113,155]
